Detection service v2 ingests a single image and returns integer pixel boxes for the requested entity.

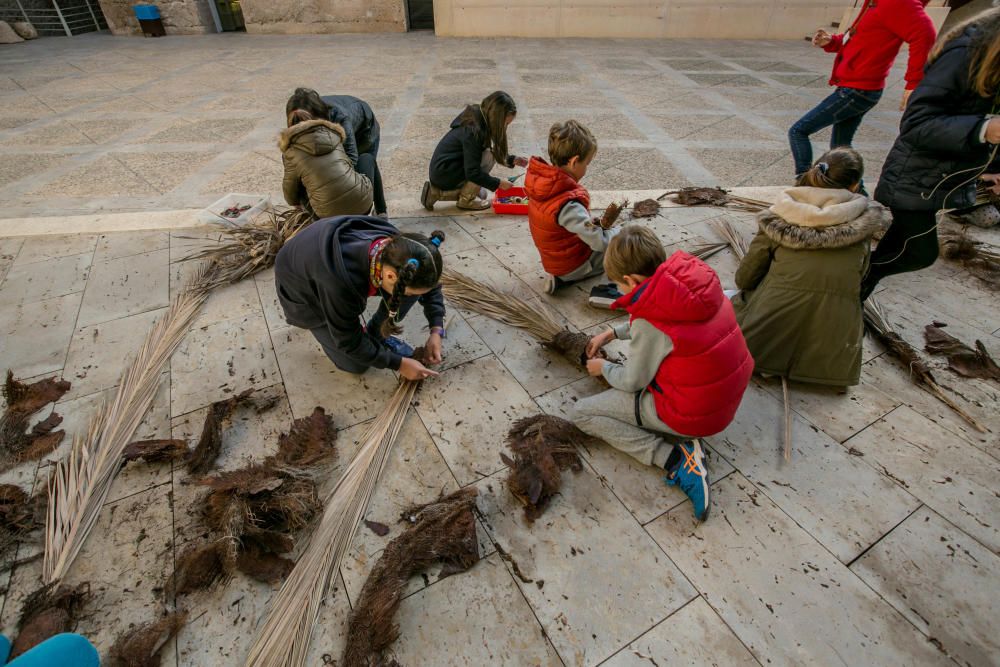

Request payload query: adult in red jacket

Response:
[788,0,936,178]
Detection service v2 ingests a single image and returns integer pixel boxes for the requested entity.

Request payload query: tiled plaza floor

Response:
[1,31,909,220]
[0,202,997,666]
[0,31,998,667]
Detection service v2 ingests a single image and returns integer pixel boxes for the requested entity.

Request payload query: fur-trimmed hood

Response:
[278,119,347,154]
[758,187,891,250]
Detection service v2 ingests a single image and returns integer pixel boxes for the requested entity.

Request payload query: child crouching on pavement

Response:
[525,120,620,305]
[573,226,754,520]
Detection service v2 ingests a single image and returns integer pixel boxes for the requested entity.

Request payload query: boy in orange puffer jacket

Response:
[574,226,754,521]
[525,121,619,302]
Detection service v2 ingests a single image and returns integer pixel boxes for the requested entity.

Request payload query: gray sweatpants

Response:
[559,250,606,282]
[572,387,689,468]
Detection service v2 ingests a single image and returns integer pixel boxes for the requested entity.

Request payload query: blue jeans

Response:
[309,293,419,374]
[788,87,883,176]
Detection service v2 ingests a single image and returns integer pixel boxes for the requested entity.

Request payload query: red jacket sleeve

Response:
[823,33,844,53]
[886,0,937,89]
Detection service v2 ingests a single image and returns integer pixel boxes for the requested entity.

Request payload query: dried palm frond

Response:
[43,263,218,585]
[440,269,564,340]
[245,380,418,667]
[938,226,1000,287]
[864,298,986,432]
[688,241,730,261]
[343,487,479,667]
[439,269,594,368]
[709,218,751,259]
[502,415,595,521]
[924,323,1000,382]
[599,199,629,229]
[181,206,314,291]
[660,187,770,213]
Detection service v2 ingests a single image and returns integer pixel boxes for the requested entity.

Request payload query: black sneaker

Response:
[588,283,623,309]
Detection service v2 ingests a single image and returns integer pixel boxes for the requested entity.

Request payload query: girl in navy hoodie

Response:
[274,216,445,380]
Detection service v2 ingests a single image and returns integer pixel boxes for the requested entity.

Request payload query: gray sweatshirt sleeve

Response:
[612,320,631,341]
[557,201,616,252]
[602,318,673,392]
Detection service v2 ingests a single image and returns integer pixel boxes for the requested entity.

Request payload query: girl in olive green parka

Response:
[279,111,374,219]
[732,148,891,386]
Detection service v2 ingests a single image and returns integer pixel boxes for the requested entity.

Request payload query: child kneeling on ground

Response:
[575,226,754,521]
[732,148,890,386]
[525,120,620,306]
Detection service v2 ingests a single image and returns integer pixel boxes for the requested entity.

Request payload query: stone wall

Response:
[432,0,948,39]
[240,0,406,34]
[98,0,215,35]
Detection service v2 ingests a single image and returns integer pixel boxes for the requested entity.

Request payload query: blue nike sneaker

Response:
[665,440,710,521]
[382,336,414,358]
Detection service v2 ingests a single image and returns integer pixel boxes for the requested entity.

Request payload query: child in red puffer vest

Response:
[574,226,754,521]
[525,120,619,298]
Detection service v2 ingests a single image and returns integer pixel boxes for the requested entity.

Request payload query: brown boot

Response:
[456,180,491,211]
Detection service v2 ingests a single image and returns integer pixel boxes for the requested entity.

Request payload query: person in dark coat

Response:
[286,88,387,217]
[861,8,1000,299]
[789,0,936,178]
[274,216,445,381]
[421,91,528,211]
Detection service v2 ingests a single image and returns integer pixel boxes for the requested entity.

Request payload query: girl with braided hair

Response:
[274,215,446,381]
[732,148,891,386]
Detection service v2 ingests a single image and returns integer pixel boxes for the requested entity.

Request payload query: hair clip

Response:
[430,236,443,248]
[817,162,829,174]
[406,258,420,268]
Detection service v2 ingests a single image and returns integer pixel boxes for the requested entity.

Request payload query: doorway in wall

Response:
[406,0,433,30]
[211,0,245,31]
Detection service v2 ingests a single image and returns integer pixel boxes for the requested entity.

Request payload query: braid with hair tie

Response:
[380,257,420,338]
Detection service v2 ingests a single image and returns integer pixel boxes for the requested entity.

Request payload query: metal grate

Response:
[0,0,107,36]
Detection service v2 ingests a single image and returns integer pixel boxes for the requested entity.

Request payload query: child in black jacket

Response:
[274,216,445,380]
[421,91,528,211]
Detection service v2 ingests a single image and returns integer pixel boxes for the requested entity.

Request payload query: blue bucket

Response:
[133,4,161,20]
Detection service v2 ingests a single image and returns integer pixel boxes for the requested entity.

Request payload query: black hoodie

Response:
[428,109,516,191]
[876,27,998,211]
[274,216,446,371]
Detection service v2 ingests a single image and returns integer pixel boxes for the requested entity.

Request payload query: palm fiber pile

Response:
[938,226,1000,288]
[107,611,188,667]
[502,415,598,521]
[924,323,1000,383]
[0,483,42,569]
[173,407,337,594]
[10,583,90,659]
[599,199,629,229]
[1,371,71,472]
[342,487,480,667]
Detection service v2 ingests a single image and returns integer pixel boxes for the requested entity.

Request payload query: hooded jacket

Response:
[733,187,891,386]
[875,26,998,211]
[525,157,594,276]
[428,108,517,192]
[273,216,446,372]
[280,119,374,219]
[321,94,380,164]
[614,251,753,437]
[822,0,935,91]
